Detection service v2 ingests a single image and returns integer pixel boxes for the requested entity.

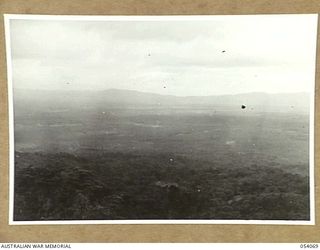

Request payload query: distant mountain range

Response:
[13,88,310,111]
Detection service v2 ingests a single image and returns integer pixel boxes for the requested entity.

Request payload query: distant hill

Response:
[13,88,310,112]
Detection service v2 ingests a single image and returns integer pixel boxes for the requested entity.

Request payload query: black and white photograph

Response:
[5,14,317,224]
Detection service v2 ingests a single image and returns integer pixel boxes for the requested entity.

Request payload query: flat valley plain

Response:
[13,89,311,221]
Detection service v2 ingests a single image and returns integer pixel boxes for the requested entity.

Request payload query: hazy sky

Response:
[8,15,318,96]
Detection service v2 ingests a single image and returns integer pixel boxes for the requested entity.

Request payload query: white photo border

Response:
[4,14,317,225]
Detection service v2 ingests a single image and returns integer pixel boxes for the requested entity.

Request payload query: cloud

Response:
[9,15,317,95]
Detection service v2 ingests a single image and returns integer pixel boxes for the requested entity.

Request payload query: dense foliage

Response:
[14,152,309,221]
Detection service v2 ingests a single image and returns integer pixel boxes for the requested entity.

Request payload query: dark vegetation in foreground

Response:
[14,152,309,221]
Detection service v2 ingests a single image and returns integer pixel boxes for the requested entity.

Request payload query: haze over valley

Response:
[13,88,311,221]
